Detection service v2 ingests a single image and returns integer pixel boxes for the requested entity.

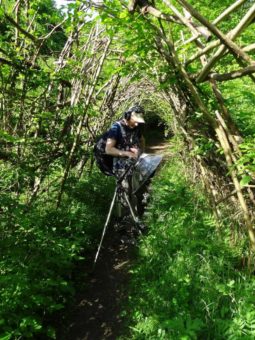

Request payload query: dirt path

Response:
[57,138,170,340]
[145,141,170,156]
[57,225,136,340]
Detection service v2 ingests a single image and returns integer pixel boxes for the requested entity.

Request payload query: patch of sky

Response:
[55,0,69,8]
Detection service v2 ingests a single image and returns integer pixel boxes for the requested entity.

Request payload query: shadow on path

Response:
[57,227,136,340]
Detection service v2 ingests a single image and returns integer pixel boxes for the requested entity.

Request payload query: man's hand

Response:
[130,147,139,157]
[126,148,139,159]
[128,148,139,158]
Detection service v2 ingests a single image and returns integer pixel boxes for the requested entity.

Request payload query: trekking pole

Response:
[93,187,118,267]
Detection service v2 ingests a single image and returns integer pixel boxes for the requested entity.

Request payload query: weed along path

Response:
[57,137,170,340]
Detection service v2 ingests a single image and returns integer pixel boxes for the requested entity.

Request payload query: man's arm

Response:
[105,138,137,158]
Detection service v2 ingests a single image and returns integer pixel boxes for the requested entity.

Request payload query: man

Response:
[105,104,145,175]
[105,104,146,221]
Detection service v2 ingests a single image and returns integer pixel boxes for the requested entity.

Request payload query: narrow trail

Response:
[57,230,135,340]
[57,137,170,340]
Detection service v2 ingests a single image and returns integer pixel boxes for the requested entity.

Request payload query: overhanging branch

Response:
[196,2,255,82]
[207,65,255,82]
[174,0,255,82]
[4,13,38,44]
[178,0,248,49]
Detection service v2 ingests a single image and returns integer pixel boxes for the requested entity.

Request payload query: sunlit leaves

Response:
[124,153,255,339]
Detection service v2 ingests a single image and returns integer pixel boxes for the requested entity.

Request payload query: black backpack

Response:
[93,122,126,176]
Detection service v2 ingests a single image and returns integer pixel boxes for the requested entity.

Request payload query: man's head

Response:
[124,105,145,127]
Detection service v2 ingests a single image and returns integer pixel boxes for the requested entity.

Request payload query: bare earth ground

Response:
[57,227,136,340]
[57,140,169,340]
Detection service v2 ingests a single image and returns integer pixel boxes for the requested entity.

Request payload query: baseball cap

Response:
[129,105,145,123]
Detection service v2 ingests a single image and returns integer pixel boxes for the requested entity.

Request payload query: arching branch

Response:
[194,2,255,82]
[212,0,248,25]
[178,0,248,48]
[173,0,255,83]
[207,65,255,82]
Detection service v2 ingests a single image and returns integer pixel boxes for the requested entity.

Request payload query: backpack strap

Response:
[117,121,126,140]
[116,121,129,147]
[116,120,140,148]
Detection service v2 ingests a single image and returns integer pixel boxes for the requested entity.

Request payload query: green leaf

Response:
[119,11,128,19]
[240,175,252,187]
[0,334,12,340]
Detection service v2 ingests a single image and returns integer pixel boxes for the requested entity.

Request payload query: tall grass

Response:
[122,153,255,339]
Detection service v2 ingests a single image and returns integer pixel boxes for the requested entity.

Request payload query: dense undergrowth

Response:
[122,149,255,339]
[0,166,114,339]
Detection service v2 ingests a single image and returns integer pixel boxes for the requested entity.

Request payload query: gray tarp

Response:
[132,153,163,193]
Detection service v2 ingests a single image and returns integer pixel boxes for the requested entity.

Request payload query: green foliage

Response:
[219,78,255,136]
[121,154,255,339]
[236,138,255,186]
[0,168,114,338]
[192,136,215,156]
